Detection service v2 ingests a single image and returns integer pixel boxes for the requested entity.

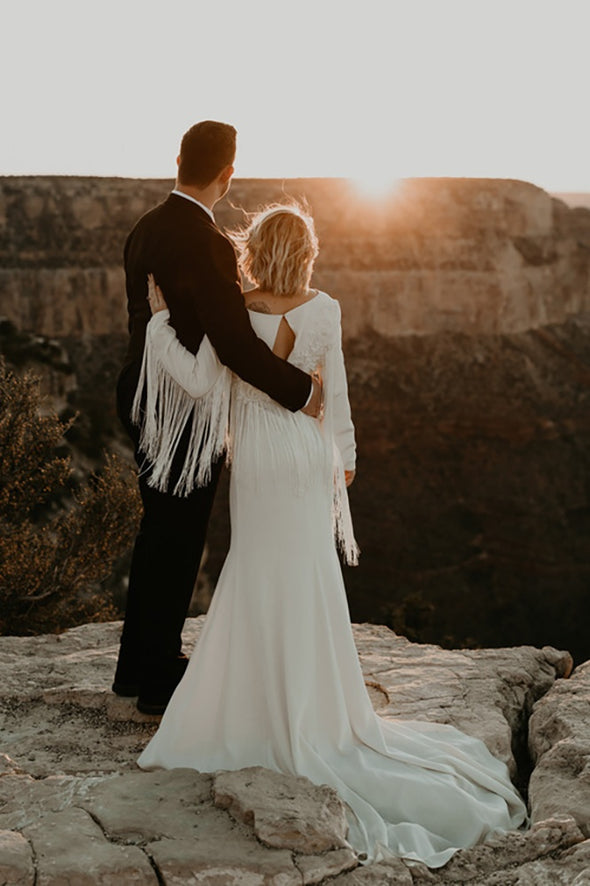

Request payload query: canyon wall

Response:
[1,176,589,340]
[1,176,589,662]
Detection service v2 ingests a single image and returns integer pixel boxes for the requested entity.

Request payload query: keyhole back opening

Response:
[271,316,296,360]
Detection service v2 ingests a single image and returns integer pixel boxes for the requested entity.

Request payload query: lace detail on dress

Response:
[289,296,340,374]
[232,376,275,408]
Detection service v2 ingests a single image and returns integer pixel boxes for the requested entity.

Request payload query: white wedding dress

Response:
[136,291,527,868]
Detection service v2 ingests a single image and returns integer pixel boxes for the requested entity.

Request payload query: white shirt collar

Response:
[171,189,215,222]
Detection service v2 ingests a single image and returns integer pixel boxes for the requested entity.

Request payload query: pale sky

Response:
[2,0,589,193]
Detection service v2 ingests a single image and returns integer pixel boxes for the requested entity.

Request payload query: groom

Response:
[114,120,321,714]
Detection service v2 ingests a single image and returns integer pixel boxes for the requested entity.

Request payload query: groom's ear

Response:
[219,165,234,184]
[176,155,180,169]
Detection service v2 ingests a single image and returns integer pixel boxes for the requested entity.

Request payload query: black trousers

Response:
[115,363,223,689]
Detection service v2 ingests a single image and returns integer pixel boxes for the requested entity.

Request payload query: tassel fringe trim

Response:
[131,335,231,496]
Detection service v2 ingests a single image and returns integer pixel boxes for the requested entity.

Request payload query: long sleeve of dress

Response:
[331,341,356,473]
[323,299,359,565]
[329,304,356,472]
[145,310,222,399]
[131,310,232,496]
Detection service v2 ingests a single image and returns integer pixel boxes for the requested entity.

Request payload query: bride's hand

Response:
[345,470,356,487]
[147,273,168,314]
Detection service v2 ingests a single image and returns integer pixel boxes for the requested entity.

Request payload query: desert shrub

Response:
[0,360,142,635]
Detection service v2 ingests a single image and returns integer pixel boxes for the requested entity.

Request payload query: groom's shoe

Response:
[112,654,141,697]
[112,678,140,697]
[136,689,173,716]
[136,656,189,716]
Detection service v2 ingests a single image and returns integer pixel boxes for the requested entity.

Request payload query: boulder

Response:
[214,766,350,852]
[528,658,590,833]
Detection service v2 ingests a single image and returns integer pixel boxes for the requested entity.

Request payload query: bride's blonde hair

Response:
[233,202,319,297]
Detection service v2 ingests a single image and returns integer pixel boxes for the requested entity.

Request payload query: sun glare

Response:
[351,172,402,201]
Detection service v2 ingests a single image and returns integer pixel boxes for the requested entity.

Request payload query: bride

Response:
[134,203,527,868]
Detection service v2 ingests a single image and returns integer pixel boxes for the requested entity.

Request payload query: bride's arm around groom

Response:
[144,274,223,399]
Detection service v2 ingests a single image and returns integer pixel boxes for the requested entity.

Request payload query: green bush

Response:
[0,360,141,635]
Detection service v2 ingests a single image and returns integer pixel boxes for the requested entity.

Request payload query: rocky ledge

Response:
[0,619,588,885]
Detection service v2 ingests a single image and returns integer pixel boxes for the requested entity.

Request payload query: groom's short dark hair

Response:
[178,121,237,187]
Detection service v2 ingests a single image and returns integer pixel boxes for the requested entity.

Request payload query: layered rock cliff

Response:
[1,176,589,661]
[1,176,589,339]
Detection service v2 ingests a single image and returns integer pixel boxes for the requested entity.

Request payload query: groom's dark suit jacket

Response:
[119,192,311,424]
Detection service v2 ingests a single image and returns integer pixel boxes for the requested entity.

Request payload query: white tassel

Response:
[332,441,360,566]
[131,334,231,496]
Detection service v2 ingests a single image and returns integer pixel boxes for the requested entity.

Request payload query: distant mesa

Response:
[1,175,590,340]
[552,192,590,210]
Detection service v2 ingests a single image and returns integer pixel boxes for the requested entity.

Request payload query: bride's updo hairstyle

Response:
[234,203,319,298]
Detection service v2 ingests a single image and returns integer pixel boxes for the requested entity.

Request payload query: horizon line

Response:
[0,172,588,195]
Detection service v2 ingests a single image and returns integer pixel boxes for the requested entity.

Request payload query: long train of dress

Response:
[137,292,528,868]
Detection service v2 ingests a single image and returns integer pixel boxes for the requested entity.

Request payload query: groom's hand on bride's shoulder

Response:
[301,373,323,418]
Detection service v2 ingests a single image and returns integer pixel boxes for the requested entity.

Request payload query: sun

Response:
[351,171,402,201]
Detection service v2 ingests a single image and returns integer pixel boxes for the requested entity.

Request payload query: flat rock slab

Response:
[296,848,359,884]
[23,807,157,884]
[82,768,214,843]
[0,618,584,883]
[0,773,89,830]
[0,829,35,886]
[145,808,301,886]
[330,859,414,885]
[528,658,590,833]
